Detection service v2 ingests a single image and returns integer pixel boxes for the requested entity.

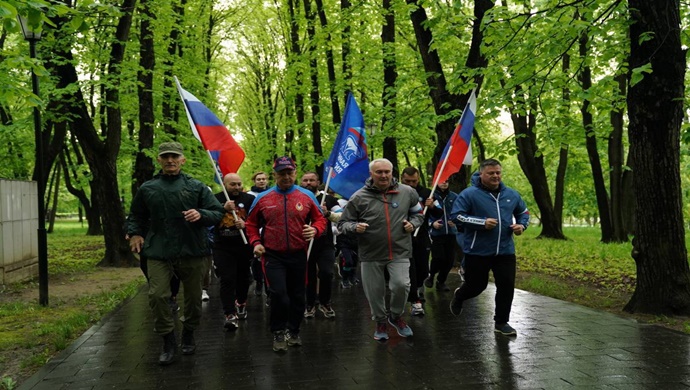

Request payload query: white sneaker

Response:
[410,301,425,316]
[201,290,210,302]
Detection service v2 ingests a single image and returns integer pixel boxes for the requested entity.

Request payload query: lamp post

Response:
[18,15,48,306]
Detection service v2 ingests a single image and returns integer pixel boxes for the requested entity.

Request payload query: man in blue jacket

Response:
[449,159,529,336]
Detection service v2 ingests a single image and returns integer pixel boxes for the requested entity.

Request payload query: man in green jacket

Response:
[128,141,225,365]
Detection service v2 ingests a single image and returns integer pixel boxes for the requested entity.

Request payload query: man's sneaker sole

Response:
[449,288,463,316]
[494,328,517,336]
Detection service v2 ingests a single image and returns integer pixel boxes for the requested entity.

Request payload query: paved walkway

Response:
[18,270,690,390]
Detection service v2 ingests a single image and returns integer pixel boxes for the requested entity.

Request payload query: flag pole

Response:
[307,166,334,259]
[174,76,247,244]
[413,144,454,237]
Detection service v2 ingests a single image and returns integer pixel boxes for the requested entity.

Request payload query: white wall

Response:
[0,179,38,285]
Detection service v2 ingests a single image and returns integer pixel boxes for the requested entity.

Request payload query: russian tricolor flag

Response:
[431,90,476,186]
[177,84,245,176]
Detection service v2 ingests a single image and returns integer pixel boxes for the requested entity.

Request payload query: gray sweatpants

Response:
[361,258,411,322]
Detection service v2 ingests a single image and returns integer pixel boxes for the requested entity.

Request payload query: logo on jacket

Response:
[296,202,304,211]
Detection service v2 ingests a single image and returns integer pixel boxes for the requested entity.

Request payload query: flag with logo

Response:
[324,92,369,199]
[431,90,476,186]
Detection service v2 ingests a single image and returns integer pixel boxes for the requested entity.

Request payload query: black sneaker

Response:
[224,313,238,331]
[449,288,463,316]
[494,323,517,336]
[273,331,287,352]
[254,282,263,296]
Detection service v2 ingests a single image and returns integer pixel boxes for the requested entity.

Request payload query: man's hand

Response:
[402,220,414,233]
[303,225,317,240]
[129,235,144,253]
[355,222,369,233]
[224,200,236,212]
[485,218,498,230]
[510,224,525,236]
[182,209,201,222]
[253,244,266,257]
[432,220,443,229]
[424,198,434,207]
[235,219,245,229]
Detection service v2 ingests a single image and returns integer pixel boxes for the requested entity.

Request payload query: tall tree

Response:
[52,0,138,266]
[624,0,690,314]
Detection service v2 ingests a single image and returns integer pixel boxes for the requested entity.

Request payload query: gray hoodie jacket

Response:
[337,177,424,262]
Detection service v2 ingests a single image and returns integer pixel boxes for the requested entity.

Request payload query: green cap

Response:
[158,142,184,156]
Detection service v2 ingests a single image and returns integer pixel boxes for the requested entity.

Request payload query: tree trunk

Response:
[133,0,155,196]
[303,0,324,172]
[578,24,614,242]
[608,73,628,242]
[508,86,565,240]
[47,159,60,233]
[286,0,304,155]
[52,0,137,266]
[381,0,398,174]
[624,0,690,315]
[406,0,491,180]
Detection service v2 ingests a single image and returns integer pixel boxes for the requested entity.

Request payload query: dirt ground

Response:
[0,267,145,305]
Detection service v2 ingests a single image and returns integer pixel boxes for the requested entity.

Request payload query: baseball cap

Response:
[158,142,184,156]
[273,156,296,172]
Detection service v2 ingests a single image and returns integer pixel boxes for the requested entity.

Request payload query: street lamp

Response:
[18,15,48,306]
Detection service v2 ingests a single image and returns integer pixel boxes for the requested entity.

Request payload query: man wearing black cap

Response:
[127,141,225,365]
[245,156,328,352]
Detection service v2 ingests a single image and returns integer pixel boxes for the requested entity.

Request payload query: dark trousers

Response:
[263,250,307,334]
[455,254,516,324]
[408,238,430,302]
[251,257,266,290]
[306,246,335,306]
[429,235,457,284]
[213,245,252,315]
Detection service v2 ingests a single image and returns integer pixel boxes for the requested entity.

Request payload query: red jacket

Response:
[246,185,327,253]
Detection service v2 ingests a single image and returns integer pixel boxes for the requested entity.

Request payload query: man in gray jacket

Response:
[338,158,424,341]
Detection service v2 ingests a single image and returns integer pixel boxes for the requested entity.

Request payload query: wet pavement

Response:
[18,270,690,390]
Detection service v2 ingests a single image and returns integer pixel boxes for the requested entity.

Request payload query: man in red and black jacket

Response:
[245,156,327,352]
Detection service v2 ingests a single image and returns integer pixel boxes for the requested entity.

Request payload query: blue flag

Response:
[325,93,369,199]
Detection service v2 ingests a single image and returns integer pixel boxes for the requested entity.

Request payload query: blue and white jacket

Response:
[450,172,529,256]
[429,188,458,238]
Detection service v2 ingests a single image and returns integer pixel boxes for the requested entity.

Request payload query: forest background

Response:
[0,0,689,316]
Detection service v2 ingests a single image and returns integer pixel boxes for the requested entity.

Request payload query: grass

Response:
[0,220,144,388]
[514,226,690,332]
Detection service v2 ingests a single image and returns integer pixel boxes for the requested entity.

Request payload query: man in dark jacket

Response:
[425,180,459,292]
[128,142,225,365]
[449,159,529,337]
[213,173,255,331]
[400,167,433,316]
[300,171,342,319]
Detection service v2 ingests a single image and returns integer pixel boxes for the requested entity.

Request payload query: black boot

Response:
[159,331,176,365]
[181,329,196,355]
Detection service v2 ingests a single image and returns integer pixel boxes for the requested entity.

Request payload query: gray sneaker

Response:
[494,323,517,336]
[286,330,302,347]
[273,331,288,352]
